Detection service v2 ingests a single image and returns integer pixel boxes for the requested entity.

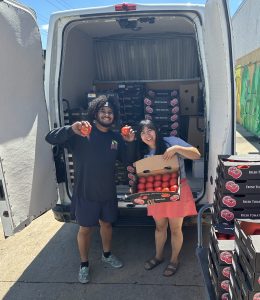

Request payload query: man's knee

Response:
[99,220,112,230]
[79,226,92,235]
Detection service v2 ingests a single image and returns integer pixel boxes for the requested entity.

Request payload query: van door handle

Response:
[0,180,5,200]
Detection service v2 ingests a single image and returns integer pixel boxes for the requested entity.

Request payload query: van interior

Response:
[54,11,205,224]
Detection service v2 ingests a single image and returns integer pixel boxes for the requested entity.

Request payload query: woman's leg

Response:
[154,218,168,260]
[168,217,184,264]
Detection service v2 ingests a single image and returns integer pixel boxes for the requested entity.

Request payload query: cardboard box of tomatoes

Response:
[213,202,260,223]
[215,190,260,209]
[218,155,260,180]
[126,155,180,205]
[216,175,260,195]
[209,226,234,266]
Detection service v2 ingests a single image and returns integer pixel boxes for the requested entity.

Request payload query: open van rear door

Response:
[0,0,58,237]
[203,0,235,201]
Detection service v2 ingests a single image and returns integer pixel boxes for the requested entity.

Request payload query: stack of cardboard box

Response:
[143,89,180,137]
[208,226,235,299]
[214,155,260,229]
[117,83,145,130]
[209,154,260,299]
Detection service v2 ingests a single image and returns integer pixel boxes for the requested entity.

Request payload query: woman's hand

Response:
[163,146,178,160]
[163,145,201,160]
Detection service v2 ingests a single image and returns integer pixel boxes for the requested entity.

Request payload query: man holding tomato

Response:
[46,95,135,284]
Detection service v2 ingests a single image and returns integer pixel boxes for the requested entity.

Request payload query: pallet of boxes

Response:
[209,154,260,300]
[126,155,180,205]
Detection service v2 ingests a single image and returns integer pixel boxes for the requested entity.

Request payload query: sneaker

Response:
[101,254,123,268]
[78,266,90,284]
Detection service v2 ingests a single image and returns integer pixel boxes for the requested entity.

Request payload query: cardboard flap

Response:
[135,155,179,176]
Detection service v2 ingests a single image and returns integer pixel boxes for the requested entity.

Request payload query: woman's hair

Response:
[136,119,169,158]
[87,95,119,125]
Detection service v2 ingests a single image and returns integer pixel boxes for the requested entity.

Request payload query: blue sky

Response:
[20,0,243,49]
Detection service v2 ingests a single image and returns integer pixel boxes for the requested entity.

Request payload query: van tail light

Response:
[115,3,137,11]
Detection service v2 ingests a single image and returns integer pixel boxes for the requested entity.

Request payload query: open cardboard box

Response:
[126,155,180,205]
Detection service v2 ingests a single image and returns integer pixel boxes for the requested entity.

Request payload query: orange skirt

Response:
[147,179,198,220]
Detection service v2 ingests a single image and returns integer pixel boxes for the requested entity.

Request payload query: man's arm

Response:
[45,125,75,146]
[45,121,92,146]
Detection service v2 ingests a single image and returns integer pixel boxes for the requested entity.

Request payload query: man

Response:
[46,95,135,283]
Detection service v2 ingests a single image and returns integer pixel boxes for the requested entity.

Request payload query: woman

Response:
[136,119,201,277]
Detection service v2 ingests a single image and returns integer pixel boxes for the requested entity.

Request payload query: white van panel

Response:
[0,1,58,236]
[203,0,234,202]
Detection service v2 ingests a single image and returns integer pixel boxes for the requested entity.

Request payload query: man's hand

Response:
[71,121,92,137]
[121,125,135,142]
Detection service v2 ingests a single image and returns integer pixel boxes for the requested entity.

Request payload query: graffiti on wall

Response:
[236,62,260,136]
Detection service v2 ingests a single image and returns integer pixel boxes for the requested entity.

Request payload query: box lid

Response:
[135,155,179,176]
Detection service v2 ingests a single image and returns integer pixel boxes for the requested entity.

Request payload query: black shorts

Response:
[75,199,118,227]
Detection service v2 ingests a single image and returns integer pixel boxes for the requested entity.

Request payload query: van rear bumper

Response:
[51,203,155,226]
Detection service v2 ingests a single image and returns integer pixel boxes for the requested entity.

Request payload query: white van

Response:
[0,0,235,236]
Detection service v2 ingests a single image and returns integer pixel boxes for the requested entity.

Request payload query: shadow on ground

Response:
[2,221,207,300]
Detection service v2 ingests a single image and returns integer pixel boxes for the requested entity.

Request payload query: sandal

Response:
[144,257,163,270]
[163,262,179,277]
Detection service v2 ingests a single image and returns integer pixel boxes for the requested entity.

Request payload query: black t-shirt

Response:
[46,125,135,203]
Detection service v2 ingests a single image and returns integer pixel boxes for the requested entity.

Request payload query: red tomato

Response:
[162,174,171,182]
[162,182,169,188]
[241,222,260,235]
[138,177,146,183]
[146,175,154,183]
[137,183,145,190]
[162,187,170,192]
[171,172,178,179]
[137,189,145,193]
[216,233,229,240]
[169,185,178,192]
[154,174,162,181]
[146,188,153,192]
[170,178,178,186]
[154,187,162,192]
[146,182,153,189]
[121,125,131,136]
[154,181,162,188]
[81,124,92,136]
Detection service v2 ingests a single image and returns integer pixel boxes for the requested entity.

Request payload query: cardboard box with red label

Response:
[216,175,260,195]
[218,155,260,180]
[126,155,180,205]
[214,202,260,223]
[215,190,260,209]
[209,238,232,281]
[209,226,234,266]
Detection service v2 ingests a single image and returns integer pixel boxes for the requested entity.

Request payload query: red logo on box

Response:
[228,166,242,179]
